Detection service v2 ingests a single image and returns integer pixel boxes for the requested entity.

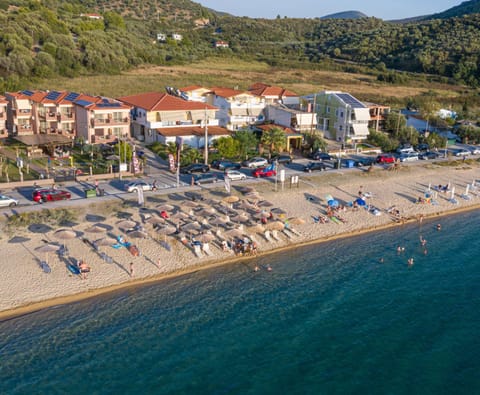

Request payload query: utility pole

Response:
[310,94,317,137]
[204,106,209,165]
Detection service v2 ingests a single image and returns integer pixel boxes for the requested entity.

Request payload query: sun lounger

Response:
[289,227,301,236]
[193,244,203,258]
[282,228,295,239]
[272,230,282,241]
[202,243,214,256]
[264,230,273,242]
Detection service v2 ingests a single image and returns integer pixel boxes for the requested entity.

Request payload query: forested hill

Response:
[426,0,480,19]
[1,0,480,91]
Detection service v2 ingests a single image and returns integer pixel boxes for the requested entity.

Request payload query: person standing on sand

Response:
[129,262,135,277]
[156,258,161,269]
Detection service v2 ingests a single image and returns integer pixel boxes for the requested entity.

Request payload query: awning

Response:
[351,124,369,137]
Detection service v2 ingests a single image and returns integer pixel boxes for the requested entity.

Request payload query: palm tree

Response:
[260,127,287,158]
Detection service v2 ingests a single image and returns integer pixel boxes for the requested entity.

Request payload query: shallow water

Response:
[1,212,480,394]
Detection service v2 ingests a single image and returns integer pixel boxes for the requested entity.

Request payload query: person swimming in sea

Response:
[407,257,414,266]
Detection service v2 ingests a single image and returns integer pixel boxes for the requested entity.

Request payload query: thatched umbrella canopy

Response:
[196,233,215,243]
[225,228,244,239]
[247,223,265,234]
[117,220,137,230]
[265,221,285,231]
[35,244,60,264]
[222,195,240,204]
[257,200,274,208]
[288,217,305,225]
[156,203,175,212]
[84,224,106,234]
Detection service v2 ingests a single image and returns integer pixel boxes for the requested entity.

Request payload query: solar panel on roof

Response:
[64,92,80,102]
[75,99,93,107]
[46,91,61,100]
[21,90,34,96]
[336,93,366,109]
[97,102,121,108]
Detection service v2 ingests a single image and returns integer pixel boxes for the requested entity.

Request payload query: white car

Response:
[125,181,155,193]
[244,157,268,168]
[225,170,247,181]
[399,153,419,162]
[469,146,480,155]
[455,149,471,157]
[0,194,19,208]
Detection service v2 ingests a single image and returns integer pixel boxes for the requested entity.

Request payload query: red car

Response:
[252,167,277,178]
[32,188,71,203]
[376,154,396,164]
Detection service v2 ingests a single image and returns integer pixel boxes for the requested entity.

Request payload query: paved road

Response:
[0,144,477,214]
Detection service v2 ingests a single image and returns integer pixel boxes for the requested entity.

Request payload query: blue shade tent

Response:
[355,198,367,206]
[327,199,339,207]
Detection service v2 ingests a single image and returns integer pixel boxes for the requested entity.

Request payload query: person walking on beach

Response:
[156,258,161,269]
[129,262,135,277]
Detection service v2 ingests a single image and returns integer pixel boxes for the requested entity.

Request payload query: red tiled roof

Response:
[248,83,298,98]
[119,92,217,111]
[179,85,206,92]
[206,87,248,98]
[157,126,231,137]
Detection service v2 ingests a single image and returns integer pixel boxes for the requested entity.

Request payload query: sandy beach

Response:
[1,160,479,319]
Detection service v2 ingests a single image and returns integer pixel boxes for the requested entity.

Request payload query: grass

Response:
[29,57,471,108]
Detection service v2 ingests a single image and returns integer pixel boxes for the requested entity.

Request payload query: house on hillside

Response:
[171,33,183,41]
[118,92,227,147]
[311,91,371,143]
[204,87,265,131]
[214,40,229,48]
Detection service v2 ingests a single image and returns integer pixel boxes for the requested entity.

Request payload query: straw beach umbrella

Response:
[225,228,244,240]
[155,224,177,242]
[117,220,137,230]
[196,233,215,243]
[223,195,239,204]
[84,224,106,234]
[288,217,305,225]
[156,204,175,212]
[247,223,265,234]
[53,229,77,251]
[35,244,60,264]
[265,221,285,231]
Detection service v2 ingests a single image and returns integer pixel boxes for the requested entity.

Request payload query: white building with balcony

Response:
[118,92,224,145]
[204,87,265,131]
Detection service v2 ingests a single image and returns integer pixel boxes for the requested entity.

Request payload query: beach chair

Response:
[264,230,273,242]
[193,243,203,258]
[282,228,295,239]
[202,243,214,256]
[272,230,282,242]
[289,227,302,236]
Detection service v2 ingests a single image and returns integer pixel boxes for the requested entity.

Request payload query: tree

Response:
[367,130,398,152]
[233,130,258,160]
[384,111,406,133]
[213,136,239,159]
[260,127,287,158]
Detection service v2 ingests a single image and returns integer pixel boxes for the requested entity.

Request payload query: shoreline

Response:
[1,198,478,322]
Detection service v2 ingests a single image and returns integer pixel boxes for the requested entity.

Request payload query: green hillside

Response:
[1,0,480,91]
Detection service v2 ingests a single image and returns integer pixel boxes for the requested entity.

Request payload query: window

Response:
[340,111,344,118]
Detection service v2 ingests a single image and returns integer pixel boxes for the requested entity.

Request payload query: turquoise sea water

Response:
[1,212,480,394]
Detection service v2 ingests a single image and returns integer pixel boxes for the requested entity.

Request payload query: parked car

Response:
[225,170,247,181]
[376,154,396,164]
[416,143,430,153]
[125,181,155,193]
[32,188,71,203]
[310,151,332,161]
[242,157,269,169]
[179,163,210,174]
[455,149,471,157]
[396,145,416,154]
[211,160,241,171]
[252,167,276,178]
[468,146,480,155]
[353,157,376,167]
[399,152,419,162]
[268,154,292,164]
[193,173,218,185]
[419,151,440,160]
[303,162,326,172]
[0,194,19,208]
